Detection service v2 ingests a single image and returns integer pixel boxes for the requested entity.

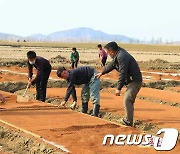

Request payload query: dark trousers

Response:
[101,57,107,67]
[124,82,142,125]
[71,60,79,69]
[36,68,51,102]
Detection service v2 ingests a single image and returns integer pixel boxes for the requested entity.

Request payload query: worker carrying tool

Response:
[27,51,52,102]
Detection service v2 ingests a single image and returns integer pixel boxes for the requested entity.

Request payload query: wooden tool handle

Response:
[23,84,29,97]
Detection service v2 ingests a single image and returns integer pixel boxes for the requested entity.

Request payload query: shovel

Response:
[16,84,30,103]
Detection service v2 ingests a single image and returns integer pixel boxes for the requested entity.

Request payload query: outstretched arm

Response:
[96,61,115,79]
[64,79,76,102]
[31,61,43,85]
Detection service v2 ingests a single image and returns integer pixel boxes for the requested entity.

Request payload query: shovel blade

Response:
[16,95,30,103]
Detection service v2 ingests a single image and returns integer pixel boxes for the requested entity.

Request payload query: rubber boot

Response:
[82,102,88,114]
[92,104,100,117]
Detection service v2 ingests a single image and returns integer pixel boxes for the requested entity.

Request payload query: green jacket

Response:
[70,51,79,62]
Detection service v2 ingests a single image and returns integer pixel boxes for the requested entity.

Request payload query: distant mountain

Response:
[0,32,22,41]
[45,27,133,43]
[0,27,134,43]
[26,34,47,42]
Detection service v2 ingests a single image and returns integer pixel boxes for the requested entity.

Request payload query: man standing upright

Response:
[27,51,52,102]
[98,44,107,67]
[96,42,142,126]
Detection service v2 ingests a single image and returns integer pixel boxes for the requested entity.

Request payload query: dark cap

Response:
[57,67,66,77]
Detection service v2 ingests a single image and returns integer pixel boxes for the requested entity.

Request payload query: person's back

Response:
[28,56,51,85]
[29,56,51,70]
[115,47,142,84]
[57,66,101,117]
[68,66,95,85]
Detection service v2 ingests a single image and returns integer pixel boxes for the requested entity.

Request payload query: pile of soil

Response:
[138,59,180,71]
[50,55,68,65]
[1,79,179,94]
[0,58,27,68]
[100,79,116,89]
[47,80,67,88]
[143,80,180,90]
[0,82,27,93]
[100,79,180,90]
[50,55,101,68]
[80,59,100,67]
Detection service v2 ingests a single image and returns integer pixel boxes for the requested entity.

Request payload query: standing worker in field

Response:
[27,51,52,102]
[98,44,107,67]
[96,42,142,127]
[57,66,100,117]
[70,47,79,69]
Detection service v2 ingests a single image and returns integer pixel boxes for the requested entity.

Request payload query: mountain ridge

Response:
[0,27,134,43]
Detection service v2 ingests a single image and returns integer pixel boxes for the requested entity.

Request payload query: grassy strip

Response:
[0,41,180,52]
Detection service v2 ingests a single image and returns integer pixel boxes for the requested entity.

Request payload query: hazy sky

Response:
[0,0,180,41]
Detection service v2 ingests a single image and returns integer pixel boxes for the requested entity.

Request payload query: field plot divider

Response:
[0,119,70,153]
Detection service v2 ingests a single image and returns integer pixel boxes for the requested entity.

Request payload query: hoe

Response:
[16,84,30,103]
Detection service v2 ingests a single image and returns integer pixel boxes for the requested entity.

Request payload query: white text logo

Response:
[102,128,179,151]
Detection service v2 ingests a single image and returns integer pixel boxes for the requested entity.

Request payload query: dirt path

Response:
[0,66,180,153]
[32,88,180,133]
[0,91,164,154]
[0,72,27,82]
[138,88,180,104]
[96,68,180,82]
[1,66,180,83]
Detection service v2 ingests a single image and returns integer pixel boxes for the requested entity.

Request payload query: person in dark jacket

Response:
[57,66,100,117]
[27,51,52,102]
[96,42,142,126]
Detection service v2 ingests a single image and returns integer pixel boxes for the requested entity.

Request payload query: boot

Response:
[70,101,77,110]
[92,104,100,117]
[82,102,88,113]
[121,117,133,127]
